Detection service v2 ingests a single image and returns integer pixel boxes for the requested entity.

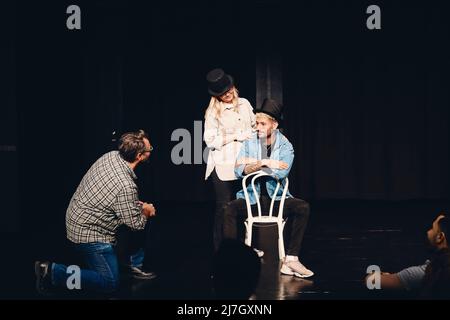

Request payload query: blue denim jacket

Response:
[234,130,293,205]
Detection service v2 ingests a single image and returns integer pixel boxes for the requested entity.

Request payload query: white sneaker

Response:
[130,266,157,280]
[280,259,314,278]
[253,248,264,258]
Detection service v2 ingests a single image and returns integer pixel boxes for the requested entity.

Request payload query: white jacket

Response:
[204,98,256,181]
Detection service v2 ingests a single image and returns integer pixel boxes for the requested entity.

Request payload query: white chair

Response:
[242,170,289,260]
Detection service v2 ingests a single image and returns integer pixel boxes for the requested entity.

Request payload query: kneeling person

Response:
[35,130,157,294]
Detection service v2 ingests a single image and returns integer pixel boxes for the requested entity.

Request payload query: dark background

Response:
[1,0,450,298]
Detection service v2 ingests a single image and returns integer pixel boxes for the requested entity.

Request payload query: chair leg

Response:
[245,221,253,247]
[278,222,286,260]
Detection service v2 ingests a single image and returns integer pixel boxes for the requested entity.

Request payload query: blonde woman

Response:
[204,68,255,251]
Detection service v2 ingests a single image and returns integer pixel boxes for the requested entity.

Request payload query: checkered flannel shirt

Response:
[66,151,147,243]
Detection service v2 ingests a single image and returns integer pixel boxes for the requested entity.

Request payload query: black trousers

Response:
[223,196,310,256]
[210,169,241,251]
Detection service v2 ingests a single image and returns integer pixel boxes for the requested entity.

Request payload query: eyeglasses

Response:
[142,146,154,153]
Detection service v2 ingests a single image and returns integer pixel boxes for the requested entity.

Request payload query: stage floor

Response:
[1,199,447,300]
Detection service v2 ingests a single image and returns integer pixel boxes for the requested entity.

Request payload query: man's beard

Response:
[257,132,271,142]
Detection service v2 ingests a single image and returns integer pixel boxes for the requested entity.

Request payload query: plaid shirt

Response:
[66,151,147,243]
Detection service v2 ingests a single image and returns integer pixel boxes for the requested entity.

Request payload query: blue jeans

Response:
[52,242,119,293]
[130,248,145,268]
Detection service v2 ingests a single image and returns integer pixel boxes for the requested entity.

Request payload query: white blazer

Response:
[204,98,256,181]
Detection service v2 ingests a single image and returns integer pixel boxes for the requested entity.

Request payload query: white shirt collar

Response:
[221,102,235,111]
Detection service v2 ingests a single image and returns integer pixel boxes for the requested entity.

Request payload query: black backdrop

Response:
[1,0,18,231]
[7,0,450,232]
[282,1,450,200]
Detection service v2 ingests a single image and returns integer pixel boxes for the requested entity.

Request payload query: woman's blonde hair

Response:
[204,87,239,120]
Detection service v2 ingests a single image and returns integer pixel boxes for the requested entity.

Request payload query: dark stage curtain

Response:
[14,0,450,220]
[0,1,19,231]
[283,1,450,200]
[118,1,257,202]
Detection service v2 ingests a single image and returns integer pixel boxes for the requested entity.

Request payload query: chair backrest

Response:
[242,170,289,220]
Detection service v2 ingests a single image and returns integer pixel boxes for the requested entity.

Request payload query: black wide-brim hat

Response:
[255,98,283,125]
[206,68,234,97]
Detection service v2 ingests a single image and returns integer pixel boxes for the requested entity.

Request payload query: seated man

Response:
[223,98,313,278]
[366,214,448,295]
[35,130,156,294]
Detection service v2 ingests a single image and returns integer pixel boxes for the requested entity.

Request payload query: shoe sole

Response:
[35,261,53,295]
[293,272,314,278]
[34,261,46,294]
[280,265,314,278]
[34,261,40,292]
[130,271,157,281]
[133,275,157,280]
